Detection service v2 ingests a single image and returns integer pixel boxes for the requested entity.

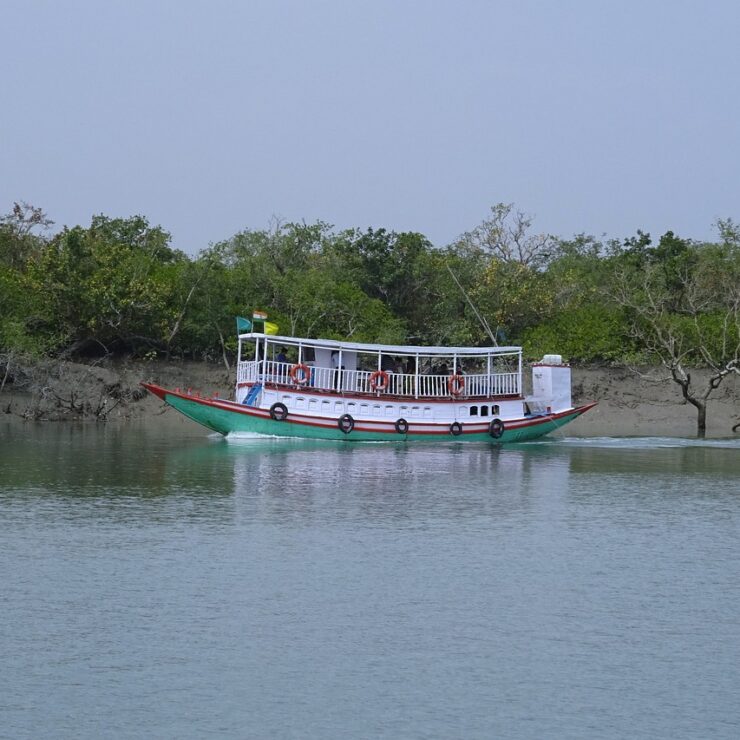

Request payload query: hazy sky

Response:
[3,0,739,253]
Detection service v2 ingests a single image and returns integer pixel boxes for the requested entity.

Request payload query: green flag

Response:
[236,316,252,333]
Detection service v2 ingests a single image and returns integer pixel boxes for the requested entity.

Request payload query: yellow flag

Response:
[265,321,279,335]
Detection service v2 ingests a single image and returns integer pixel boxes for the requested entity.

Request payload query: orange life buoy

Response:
[448,373,465,396]
[290,363,310,385]
[369,370,390,391]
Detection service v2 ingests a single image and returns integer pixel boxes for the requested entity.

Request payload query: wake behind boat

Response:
[143,322,595,442]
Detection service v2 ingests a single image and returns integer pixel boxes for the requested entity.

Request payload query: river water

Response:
[1,420,740,739]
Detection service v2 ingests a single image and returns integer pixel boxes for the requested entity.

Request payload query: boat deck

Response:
[237,360,521,401]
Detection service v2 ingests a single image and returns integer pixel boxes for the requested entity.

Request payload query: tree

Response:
[440,203,560,347]
[0,202,53,271]
[611,231,740,437]
[32,215,185,355]
[458,202,556,268]
[0,203,58,363]
[519,234,632,362]
[329,227,435,338]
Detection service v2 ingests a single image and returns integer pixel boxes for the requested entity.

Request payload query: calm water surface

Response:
[1,420,740,739]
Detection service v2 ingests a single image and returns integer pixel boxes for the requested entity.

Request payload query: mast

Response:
[446,264,498,346]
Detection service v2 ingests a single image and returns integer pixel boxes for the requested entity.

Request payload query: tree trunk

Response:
[696,402,707,439]
[0,353,12,394]
[670,369,708,438]
[216,326,230,371]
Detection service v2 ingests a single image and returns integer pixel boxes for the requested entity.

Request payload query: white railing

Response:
[466,372,519,397]
[416,373,449,397]
[237,360,259,383]
[237,361,520,398]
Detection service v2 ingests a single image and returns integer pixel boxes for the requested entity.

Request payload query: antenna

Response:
[445,264,498,346]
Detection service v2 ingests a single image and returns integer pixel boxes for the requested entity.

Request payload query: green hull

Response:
[153,386,592,443]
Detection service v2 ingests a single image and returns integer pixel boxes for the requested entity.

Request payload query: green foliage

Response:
[0,202,53,271]
[330,227,436,338]
[474,259,555,340]
[521,304,634,363]
[1,201,738,371]
[610,231,740,374]
[29,215,185,353]
[0,264,56,355]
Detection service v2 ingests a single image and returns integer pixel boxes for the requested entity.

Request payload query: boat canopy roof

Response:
[238,333,520,357]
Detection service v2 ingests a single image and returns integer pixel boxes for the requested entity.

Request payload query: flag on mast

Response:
[240,310,279,335]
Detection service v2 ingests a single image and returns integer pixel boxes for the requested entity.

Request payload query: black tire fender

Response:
[489,418,505,439]
[449,421,463,436]
[270,402,288,421]
[338,413,355,434]
[395,418,409,434]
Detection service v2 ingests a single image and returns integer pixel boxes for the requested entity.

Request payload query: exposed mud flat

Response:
[568,366,740,438]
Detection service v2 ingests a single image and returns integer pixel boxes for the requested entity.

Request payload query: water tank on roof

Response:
[541,354,563,365]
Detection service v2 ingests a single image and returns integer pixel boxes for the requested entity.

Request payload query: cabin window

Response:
[481,405,489,417]
[336,401,346,413]
[347,402,356,413]
[492,404,500,415]
[308,399,317,411]
[295,397,305,409]
[470,406,478,416]
[385,405,394,417]
[321,400,331,413]
[373,405,381,416]
[411,406,420,417]
[423,407,432,418]
[360,404,369,415]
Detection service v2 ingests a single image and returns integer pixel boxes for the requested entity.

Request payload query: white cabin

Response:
[235,333,572,424]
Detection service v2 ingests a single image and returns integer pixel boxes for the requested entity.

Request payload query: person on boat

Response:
[274,347,288,383]
[402,358,415,393]
[331,351,344,389]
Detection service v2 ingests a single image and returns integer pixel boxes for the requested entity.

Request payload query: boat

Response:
[142,322,595,442]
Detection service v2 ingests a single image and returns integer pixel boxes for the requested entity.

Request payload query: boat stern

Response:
[529,356,572,413]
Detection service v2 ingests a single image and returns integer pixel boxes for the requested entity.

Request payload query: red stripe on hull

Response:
[141,383,596,437]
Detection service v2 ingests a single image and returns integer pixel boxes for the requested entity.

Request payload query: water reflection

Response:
[1,422,570,526]
[225,439,563,527]
[2,421,739,528]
